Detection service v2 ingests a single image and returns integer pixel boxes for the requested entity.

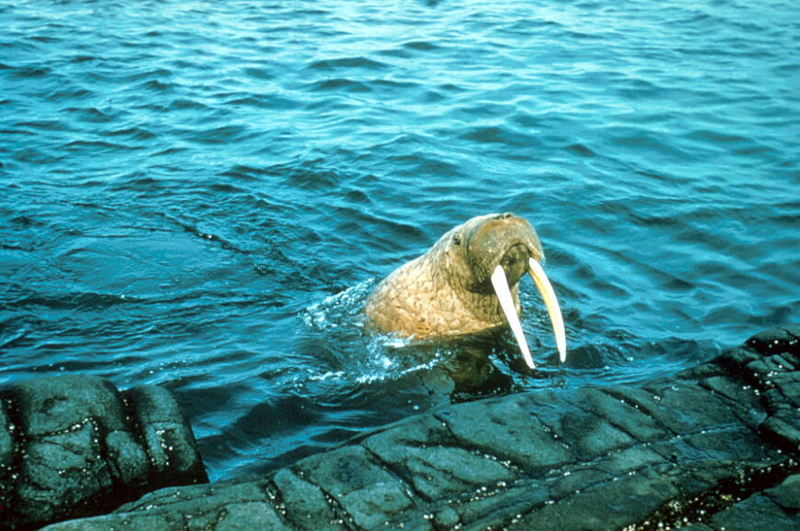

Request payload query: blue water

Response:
[1,0,798,481]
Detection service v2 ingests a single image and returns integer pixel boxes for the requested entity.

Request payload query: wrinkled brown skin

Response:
[365,213,545,338]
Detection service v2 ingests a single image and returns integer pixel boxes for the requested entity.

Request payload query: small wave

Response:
[302,279,375,332]
[136,79,174,92]
[182,125,250,145]
[127,67,173,82]
[242,66,274,80]
[63,139,141,152]
[307,56,388,71]
[65,106,116,124]
[566,143,597,157]
[403,40,439,52]
[70,55,97,64]
[14,119,68,132]
[159,212,249,254]
[307,78,371,93]
[107,126,157,141]
[7,291,141,310]
[305,348,442,386]
[168,98,208,111]
[8,65,51,79]
[458,125,538,147]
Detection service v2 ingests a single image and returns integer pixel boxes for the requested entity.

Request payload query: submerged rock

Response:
[45,325,800,529]
[0,375,207,529]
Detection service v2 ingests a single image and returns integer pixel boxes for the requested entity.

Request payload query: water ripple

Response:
[0,0,798,481]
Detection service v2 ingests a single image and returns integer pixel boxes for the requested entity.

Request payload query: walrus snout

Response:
[465,213,543,290]
[499,244,531,282]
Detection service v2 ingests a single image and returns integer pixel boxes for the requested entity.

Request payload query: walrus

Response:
[365,213,567,368]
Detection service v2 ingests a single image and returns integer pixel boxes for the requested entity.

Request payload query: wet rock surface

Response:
[0,375,208,530]
[44,326,800,529]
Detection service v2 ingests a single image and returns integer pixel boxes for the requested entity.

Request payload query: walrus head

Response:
[444,213,544,293]
[365,213,566,368]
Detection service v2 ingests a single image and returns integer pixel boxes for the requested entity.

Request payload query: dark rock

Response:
[45,480,291,530]
[0,375,207,529]
[272,468,340,530]
[45,325,800,530]
[707,473,800,529]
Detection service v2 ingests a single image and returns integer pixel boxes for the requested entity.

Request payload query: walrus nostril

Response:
[494,212,513,220]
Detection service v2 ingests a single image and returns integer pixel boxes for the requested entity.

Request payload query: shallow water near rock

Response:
[1,0,798,481]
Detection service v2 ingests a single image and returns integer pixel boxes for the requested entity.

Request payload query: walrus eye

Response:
[453,235,461,246]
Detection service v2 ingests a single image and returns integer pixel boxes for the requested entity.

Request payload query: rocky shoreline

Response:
[3,325,799,529]
[0,375,207,529]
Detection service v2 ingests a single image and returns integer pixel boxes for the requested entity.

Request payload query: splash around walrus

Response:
[365,213,567,368]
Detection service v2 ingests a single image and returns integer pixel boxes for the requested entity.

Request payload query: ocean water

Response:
[1,0,798,481]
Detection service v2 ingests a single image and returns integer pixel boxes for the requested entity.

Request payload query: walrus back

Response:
[364,255,437,337]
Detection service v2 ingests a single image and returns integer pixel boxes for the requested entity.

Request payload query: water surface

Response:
[1,0,798,480]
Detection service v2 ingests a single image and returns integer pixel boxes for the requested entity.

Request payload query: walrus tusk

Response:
[491,265,536,369]
[528,257,567,363]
